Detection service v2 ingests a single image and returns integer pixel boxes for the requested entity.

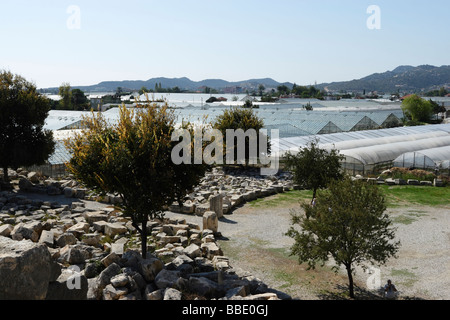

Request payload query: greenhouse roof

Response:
[275,123,450,157]
[393,145,450,169]
[339,135,450,166]
[45,110,92,131]
[48,141,72,165]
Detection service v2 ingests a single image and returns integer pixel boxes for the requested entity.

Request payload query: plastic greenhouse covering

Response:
[393,146,450,170]
[275,123,450,155]
[338,135,450,166]
[275,123,450,174]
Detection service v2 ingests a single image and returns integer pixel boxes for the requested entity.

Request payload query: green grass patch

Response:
[392,211,428,225]
[379,185,450,207]
[248,189,313,209]
[390,269,418,288]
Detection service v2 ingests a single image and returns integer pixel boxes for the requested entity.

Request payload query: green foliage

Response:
[57,84,90,110]
[424,87,448,97]
[0,70,55,183]
[303,102,313,111]
[291,85,323,99]
[58,83,72,110]
[212,106,268,165]
[401,94,434,123]
[286,178,400,298]
[65,101,208,258]
[284,140,344,199]
[378,167,436,182]
[380,185,450,207]
[71,89,90,111]
[277,85,290,95]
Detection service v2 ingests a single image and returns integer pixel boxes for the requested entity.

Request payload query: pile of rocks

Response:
[4,167,297,214]
[0,190,290,300]
[0,168,90,198]
[168,167,296,218]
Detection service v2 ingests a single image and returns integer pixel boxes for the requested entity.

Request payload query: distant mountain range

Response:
[46,77,294,93]
[42,65,450,94]
[315,65,450,94]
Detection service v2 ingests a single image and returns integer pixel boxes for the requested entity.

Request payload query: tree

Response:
[258,84,265,97]
[277,85,290,96]
[401,94,433,123]
[429,99,446,121]
[71,89,90,111]
[286,178,400,299]
[65,102,208,259]
[59,83,72,110]
[303,102,313,111]
[212,106,267,166]
[0,71,55,184]
[284,139,344,200]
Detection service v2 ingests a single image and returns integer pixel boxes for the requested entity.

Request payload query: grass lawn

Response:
[379,185,450,207]
[248,189,313,209]
[249,185,449,209]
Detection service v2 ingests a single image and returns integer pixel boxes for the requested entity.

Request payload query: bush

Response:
[379,167,436,182]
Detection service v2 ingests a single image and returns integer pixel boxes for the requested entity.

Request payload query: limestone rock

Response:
[155,269,181,290]
[0,236,53,300]
[0,224,13,237]
[203,211,218,233]
[164,288,183,300]
[138,257,163,282]
[183,243,202,259]
[46,267,88,300]
[104,223,128,237]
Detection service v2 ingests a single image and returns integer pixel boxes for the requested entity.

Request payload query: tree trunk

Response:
[346,265,355,299]
[140,219,148,259]
[3,167,9,184]
[312,188,317,201]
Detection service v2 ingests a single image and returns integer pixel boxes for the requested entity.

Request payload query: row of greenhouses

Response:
[275,124,450,174]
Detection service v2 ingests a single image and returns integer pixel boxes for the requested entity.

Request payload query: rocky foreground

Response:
[0,167,295,301]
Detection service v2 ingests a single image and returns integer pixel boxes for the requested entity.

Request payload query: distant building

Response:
[223,86,243,94]
[400,94,415,100]
[89,96,103,111]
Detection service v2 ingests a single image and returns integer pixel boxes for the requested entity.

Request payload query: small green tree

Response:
[284,140,344,200]
[286,178,400,299]
[65,102,208,258]
[0,71,55,184]
[401,94,433,123]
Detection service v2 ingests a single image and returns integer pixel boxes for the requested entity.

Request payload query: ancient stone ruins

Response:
[0,167,294,300]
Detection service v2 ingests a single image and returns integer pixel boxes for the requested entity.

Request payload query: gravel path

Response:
[165,199,450,300]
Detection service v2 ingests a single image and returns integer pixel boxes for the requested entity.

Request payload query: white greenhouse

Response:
[393,146,450,170]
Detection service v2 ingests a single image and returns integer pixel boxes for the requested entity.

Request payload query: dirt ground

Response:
[166,197,450,300]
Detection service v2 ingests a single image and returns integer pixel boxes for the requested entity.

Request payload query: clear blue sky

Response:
[1,0,449,88]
